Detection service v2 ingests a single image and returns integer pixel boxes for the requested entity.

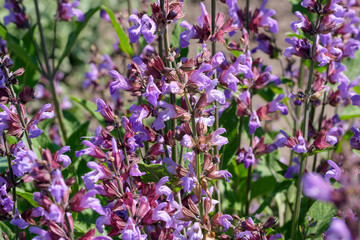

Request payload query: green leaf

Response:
[304,201,336,237]
[343,51,360,81]
[0,221,14,239]
[33,132,57,152]
[56,6,101,72]
[171,21,182,48]
[66,121,90,159]
[0,25,41,73]
[339,104,360,120]
[101,6,133,57]
[304,147,335,157]
[255,181,292,214]
[70,96,106,127]
[220,101,240,167]
[16,188,39,207]
[138,163,178,186]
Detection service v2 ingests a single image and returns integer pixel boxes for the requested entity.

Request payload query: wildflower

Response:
[303,173,333,202]
[58,0,84,21]
[48,169,69,204]
[10,209,29,229]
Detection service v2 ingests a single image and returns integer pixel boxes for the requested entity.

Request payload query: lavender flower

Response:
[249,110,261,135]
[58,0,84,21]
[144,76,161,107]
[48,169,69,203]
[303,173,333,202]
[10,209,29,229]
[0,184,13,213]
[324,217,352,240]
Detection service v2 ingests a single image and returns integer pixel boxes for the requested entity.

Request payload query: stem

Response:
[33,0,68,143]
[64,212,74,240]
[3,69,34,151]
[312,66,329,172]
[51,12,59,72]
[3,134,19,240]
[33,0,51,75]
[26,24,46,75]
[48,76,68,142]
[245,164,252,215]
[291,14,321,240]
[290,60,305,163]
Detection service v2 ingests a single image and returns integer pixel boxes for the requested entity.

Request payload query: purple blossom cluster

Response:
[1,0,360,239]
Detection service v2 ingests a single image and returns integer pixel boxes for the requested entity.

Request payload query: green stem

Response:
[291,14,321,240]
[245,164,252,215]
[3,134,19,240]
[33,0,68,143]
[312,66,329,172]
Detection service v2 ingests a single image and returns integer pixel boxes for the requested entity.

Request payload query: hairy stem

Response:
[291,14,321,240]
[3,134,19,239]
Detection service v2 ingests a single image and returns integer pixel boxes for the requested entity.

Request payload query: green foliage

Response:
[339,105,360,120]
[220,101,240,167]
[303,201,336,238]
[138,163,179,187]
[56,6,102,72]
[101,6,133,57]
[16,188,39,207]
[70,96,107,127]
[343,51,360,81]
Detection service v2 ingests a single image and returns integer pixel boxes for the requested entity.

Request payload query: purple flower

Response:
[0,184,13,212]
[189,64,212,91]
[44,204,62,222]
[284,37,311,59]
[303,173,333,202]
[141,14,157,44]
[325,160,342,183]
[144,76,161,107]
[268,94,288,115]
[214,170,232,182]
[128,14,141,43]
[156,176,174,202]
[48,169,69,203]
[237,147,255,169]
[219,214,233,231]
[96,208,111,233]
[258,0,278,33]
[284,158,300,179]
[82,162,109,190]
[10,209,29,229]
[12,147,38,177]
[249,110,261,135]
[181,164,197,193]
[75,140,106,159]
[293,135,307,154]
[96,99,115,122]
[233,51,253,80]
[206,79,226,104]
[324,217,352,240]
[197,2,209,27]
[350,127,360,150]
[83,63,99,88]
[181,134,194,149]
[291,11,311,34]
[314,43,330,67]
[351,94,360,107]
[153,101,177,130]
[129,163,145,177]
[152,202,172,228]
[28,120,42,138]
[109,70,132,98]
[29,227,51,240]
[128,14,157,44]
[210,128,229,150]
[187,222,203,240]
[121,217,147,240]
[129,104,150,132]
[58,0,84,22]
[180,21,198,48]
[39,104,55,121]
[4,0,28,29]
[56,146,71,167]
[79,190,105,215]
